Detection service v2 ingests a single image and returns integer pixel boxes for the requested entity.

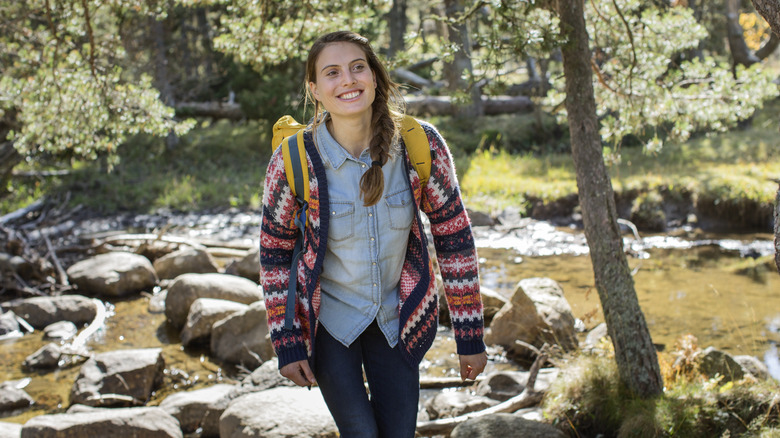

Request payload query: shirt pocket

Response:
[328,200,355,242]
[384,188,415,231]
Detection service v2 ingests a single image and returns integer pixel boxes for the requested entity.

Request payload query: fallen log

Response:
[0,199,46,225]
[419,376,483,389]
[405,95,534,116]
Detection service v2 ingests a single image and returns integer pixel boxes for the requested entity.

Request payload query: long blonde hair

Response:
[304,31,406,207]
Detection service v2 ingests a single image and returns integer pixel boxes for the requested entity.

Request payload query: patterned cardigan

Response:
[260,121,485,369]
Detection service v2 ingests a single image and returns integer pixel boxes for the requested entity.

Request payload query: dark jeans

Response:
[314,320,420,438]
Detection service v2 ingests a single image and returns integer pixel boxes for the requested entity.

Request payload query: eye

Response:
[353,63,366,72]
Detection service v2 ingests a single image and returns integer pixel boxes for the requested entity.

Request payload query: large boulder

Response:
[219,387,337,438]
[224,248,260,283]
[164,273,263,328]
[451,413,565,438]
[0,295,96,329]
[226,358,295,400]
[160,384,234,437]
[21,406,182,438]
[180,298,248,346]
[70,348,165,407]
[485,278,577,361]
[0,421,22,438]
[210,301,273,368]
[67,252,157,297]
[153,247,219,280]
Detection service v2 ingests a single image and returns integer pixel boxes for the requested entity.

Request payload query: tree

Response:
[442,0,483,117]
[555,0,663,397]
[752,0,780,36]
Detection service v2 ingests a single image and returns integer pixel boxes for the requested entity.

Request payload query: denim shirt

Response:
[315,122,415,348]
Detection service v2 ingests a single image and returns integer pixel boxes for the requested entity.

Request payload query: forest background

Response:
[1,0,780,433]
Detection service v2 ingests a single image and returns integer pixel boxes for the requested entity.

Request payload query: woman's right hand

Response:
[280,360,317,387]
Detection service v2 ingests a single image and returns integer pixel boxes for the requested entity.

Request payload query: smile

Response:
[338,90,362,100]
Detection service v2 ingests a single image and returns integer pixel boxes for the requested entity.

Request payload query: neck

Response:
[327,111,373,158]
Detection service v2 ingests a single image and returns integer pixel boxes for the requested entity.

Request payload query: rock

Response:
[43,320,78,341]
[697,347,745,382]
[425,391,498,419]
[224,248,260,282]
[496,206,523,226]
[582,322,609,351]
[475,371,526,402]
[164,273,263,328]
[210,301,273,368]
[23,343,62,370]
[219,387,337,438]
[467,209,496,227]
[0,382,33,412]
[233,358,295,394]
[180,298,248,346]
[451,413,565,438]
[480,287,509,326]
[0,295,96,329]
[160,384,234,437]
[0,311,20,336]
[153,247,219,280]
[0,421,22,438]
[20,406,182,438]
[66,252,157,297]
[734,355,770,380]
[70,348,165,407]
[485,278,577,362]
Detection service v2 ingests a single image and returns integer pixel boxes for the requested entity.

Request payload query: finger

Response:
[281,363,308,387]
[299,360,317,385]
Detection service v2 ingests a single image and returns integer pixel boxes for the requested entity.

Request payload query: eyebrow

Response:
[320,58,367,73]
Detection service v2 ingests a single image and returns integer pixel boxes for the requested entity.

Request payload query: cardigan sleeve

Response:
[419,122,486,356]
[259,148,309,368]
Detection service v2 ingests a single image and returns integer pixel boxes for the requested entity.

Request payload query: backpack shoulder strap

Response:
[280,129,309,205]
[400,115,431,187]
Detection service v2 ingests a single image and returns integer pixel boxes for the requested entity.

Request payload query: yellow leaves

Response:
[739,12,771,51]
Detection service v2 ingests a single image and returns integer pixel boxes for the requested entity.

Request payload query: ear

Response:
[309,81,320,100]
[373,72,377,88]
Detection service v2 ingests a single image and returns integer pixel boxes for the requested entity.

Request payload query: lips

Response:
[338,90,362,100]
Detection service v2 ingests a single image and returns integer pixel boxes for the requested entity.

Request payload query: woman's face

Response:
[309,42,376,119]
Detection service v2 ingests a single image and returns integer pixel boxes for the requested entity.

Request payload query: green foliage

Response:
[0,1,194,166]
[544,0,779,151]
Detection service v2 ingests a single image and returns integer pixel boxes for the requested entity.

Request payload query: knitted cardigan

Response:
[260,121,484,369]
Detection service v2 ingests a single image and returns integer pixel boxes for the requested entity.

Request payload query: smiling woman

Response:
[259,31,487,438]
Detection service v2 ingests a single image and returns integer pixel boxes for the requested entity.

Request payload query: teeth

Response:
[340,91,360,99]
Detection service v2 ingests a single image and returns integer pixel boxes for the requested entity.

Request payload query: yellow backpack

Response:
[271,114,432,330]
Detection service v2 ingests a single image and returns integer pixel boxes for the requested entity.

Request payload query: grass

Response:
[542,337,780,437]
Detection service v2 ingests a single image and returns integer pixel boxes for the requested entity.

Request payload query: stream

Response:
[1,210,778,423]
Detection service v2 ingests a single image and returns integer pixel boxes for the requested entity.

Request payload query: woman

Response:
[260,30,487,438]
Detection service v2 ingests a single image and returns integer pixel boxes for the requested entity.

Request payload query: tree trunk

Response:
[752,0,780,37]
[555,0,663,398]
[443,0,483,117]
[727,0,762,66]
[387,0,408,57]
[775,182,780,274]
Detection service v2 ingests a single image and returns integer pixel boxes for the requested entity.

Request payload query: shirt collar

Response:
[316,118,355,170]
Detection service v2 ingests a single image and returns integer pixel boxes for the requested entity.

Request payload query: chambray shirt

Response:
[316,122,415,348]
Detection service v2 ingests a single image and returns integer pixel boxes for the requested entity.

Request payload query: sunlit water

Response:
[1,213,778,423]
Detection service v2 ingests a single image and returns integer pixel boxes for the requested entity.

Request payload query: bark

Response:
[556,0,663,398]
[387,0,408,57]
[443,0,483,117]
[752,0,780,37]
[775,182,780,274]
[727,0,762,66]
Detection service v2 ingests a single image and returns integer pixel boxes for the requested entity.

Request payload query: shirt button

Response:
[372,262,376,266]
[373,283,377,287]
[370,237,375,241]
[361,163,367,168]
[368,213,373,217]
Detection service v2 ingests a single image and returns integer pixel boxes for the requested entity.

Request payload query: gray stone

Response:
[0,311,20,336]
[20,406,182,438]
[160,384,234,437]
[480,287,509,326]
[231,358,295,396]
[66,252,157,297]
[153,247,219,280]
[164,273,263,328]
[582,322,609,351]
[425,391,498,419]
[698,346,745,382]
[210,301,273,368]
[451,413,565,438]
[0,383,33,412]
[734,355,770,380]
[43,320,78,341]
[23,343,62,370]
[70,348,165,407]
[0,421,22,438]
[219,387,337,438]
[1,295,96,329]
[180,298,248,346]
[224,248,260,282]
[467,209,496,227]
[475,371,527,402]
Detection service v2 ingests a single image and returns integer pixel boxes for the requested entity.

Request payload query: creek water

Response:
[1,213,778,424]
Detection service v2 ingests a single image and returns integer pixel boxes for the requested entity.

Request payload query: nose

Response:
[343,71,357,86]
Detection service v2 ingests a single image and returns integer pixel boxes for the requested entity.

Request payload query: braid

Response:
[359,91,396,207]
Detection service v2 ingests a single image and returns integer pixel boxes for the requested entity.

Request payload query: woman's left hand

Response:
[458,351,488,381]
